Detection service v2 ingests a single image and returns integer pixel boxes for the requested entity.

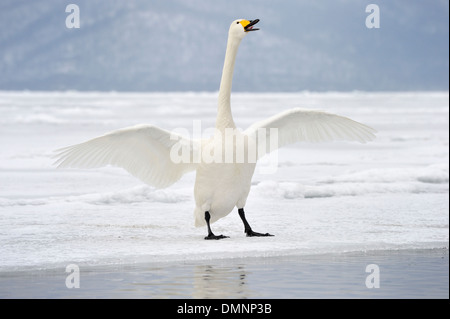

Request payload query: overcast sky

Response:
[0,0,448,91]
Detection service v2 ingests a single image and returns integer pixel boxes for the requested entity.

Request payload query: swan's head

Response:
[229,19,259,39]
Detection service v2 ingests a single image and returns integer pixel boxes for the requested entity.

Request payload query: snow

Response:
[0,91,448,271]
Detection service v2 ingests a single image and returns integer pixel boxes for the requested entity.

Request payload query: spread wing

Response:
[244,108,376,159]
[54,124,200,189]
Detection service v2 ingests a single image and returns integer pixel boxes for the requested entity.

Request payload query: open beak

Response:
[243,19,260,32]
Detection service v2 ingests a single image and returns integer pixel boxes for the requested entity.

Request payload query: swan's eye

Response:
[236,22,240,24]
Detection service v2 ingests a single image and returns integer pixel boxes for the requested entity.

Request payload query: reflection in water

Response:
[117,262,256,298]
[2,250,446,298]
[192,264,251,298]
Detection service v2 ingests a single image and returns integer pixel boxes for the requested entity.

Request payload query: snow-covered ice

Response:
[0,91,448,271]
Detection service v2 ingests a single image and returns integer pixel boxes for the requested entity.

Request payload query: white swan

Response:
[54,19,376,240]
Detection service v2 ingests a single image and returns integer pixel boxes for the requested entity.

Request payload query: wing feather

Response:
[244,108,376,159]
[54,124,200,188]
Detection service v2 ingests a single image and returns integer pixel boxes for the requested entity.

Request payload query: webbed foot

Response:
[245,230,274,237]
[204,234,230,240]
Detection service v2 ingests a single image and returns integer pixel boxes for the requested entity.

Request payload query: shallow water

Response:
[0,249,447,299]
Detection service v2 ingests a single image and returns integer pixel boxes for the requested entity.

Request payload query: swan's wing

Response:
[53,124,200,189]
[244,108,376,158]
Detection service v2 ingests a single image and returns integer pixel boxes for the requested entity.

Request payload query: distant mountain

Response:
[0,0,448,91]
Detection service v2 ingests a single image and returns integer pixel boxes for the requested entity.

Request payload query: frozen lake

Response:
[0,91,448,272]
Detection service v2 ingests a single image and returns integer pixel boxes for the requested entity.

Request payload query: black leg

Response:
[204,211,229,240]
[238,208,274,237]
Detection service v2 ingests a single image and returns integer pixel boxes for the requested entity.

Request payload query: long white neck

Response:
[216,35,242,131]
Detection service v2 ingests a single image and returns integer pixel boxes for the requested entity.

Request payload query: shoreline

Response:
[0,247,448,299]
[1,242,448,273]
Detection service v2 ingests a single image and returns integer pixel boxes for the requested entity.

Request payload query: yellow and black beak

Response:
[240,19,260,32]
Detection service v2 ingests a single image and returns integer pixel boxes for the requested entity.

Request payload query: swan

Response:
[54,19,376,240]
